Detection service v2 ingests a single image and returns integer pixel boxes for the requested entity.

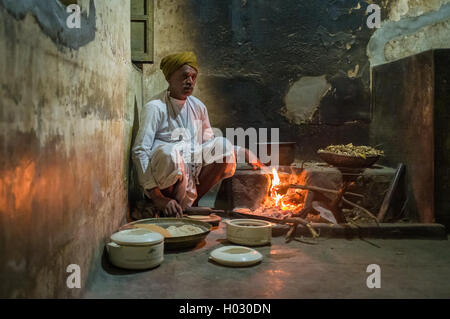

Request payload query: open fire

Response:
[242,166,379,225]
[252,168,307,219]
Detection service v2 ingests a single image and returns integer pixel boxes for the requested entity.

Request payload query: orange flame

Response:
[268,168,303,211]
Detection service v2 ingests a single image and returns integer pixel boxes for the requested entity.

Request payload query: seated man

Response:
[132,51,262,219]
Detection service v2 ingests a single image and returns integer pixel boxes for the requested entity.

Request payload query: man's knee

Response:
[152,144,181,168]
[218,161,236,180]
[211,137,236,179]
[203,137,235,164]
[150,144,186,190]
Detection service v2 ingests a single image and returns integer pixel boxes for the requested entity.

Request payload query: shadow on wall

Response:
[0,0,96,50]
[128,96,143,213]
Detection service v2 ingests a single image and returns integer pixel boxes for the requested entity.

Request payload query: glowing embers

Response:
[252,168,307,219]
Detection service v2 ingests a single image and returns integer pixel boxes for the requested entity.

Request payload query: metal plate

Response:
[120,218,212,250]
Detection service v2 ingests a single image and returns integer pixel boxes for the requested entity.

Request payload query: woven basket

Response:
[317,151,380,168]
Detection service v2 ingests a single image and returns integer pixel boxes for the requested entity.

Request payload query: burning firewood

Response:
[252,207,292,219]
[235,167,321,239]
[288,184,379,226]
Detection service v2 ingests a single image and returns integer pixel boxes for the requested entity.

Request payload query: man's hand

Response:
[244,148,268,172]
[249,158,265,171]
[160,198,183,217]
[147,188,183,217]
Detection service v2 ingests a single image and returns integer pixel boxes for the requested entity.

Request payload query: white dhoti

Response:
[144,136,236,208]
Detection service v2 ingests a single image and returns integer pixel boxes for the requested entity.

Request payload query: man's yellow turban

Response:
[160,51,198,80]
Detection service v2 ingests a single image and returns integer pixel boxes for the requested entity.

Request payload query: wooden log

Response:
[330,185,347,223]
[288,184,364,199]
[377,163,405,222]
[289,184,378,225]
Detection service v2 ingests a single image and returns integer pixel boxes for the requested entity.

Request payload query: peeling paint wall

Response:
[0,0,142,298]
[143,0,376,159]
[368,0,450,66]
[283,75,331,125]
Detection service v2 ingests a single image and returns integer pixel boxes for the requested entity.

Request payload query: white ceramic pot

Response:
[226,219,272,246]
[106,228,164,270]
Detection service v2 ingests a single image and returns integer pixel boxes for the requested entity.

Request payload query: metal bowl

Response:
[120,218,212,250]
[256,142,296,166]
[317,151,381,168]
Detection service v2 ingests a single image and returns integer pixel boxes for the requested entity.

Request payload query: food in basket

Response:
[318,143,384,159]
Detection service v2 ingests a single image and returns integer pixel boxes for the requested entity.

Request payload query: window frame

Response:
[131,0,154,64]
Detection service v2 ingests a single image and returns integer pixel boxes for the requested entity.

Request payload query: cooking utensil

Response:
[231,208,319,238]
[107,229,164,270]
[226,219,272,246]
[184,206,225,216]
[256,142,296,166]
[121,218,211,250]
[209,246,263,267]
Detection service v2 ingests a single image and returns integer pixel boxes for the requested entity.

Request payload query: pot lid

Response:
[110,228,164,246]
[209,246,263,267]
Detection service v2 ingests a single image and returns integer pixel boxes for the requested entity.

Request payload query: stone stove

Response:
[228,161,397,224]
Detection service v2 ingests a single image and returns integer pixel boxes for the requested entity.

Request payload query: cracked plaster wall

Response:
[368,0,450,66]
[283,75,331,125]
[0,0,142,298]
[143,0,376,159]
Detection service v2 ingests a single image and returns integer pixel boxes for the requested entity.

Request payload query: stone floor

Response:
[84,220,450,299]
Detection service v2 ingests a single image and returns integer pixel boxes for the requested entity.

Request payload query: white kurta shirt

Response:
[132,90,216,194]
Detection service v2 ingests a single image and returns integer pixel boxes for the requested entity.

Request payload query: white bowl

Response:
[226,219,272,246]
[107,229,164,270]
[209,246,263,267]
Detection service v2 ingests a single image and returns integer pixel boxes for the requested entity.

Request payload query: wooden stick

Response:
[285,222,319,240]
[342,197,379,226]
[289,184,378,226]
[305,224,320,238]
[284,217,319,239]
[330,185,347,224]
[285,223,297,243]
[377,163,405,222]
[289,184,364,199]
